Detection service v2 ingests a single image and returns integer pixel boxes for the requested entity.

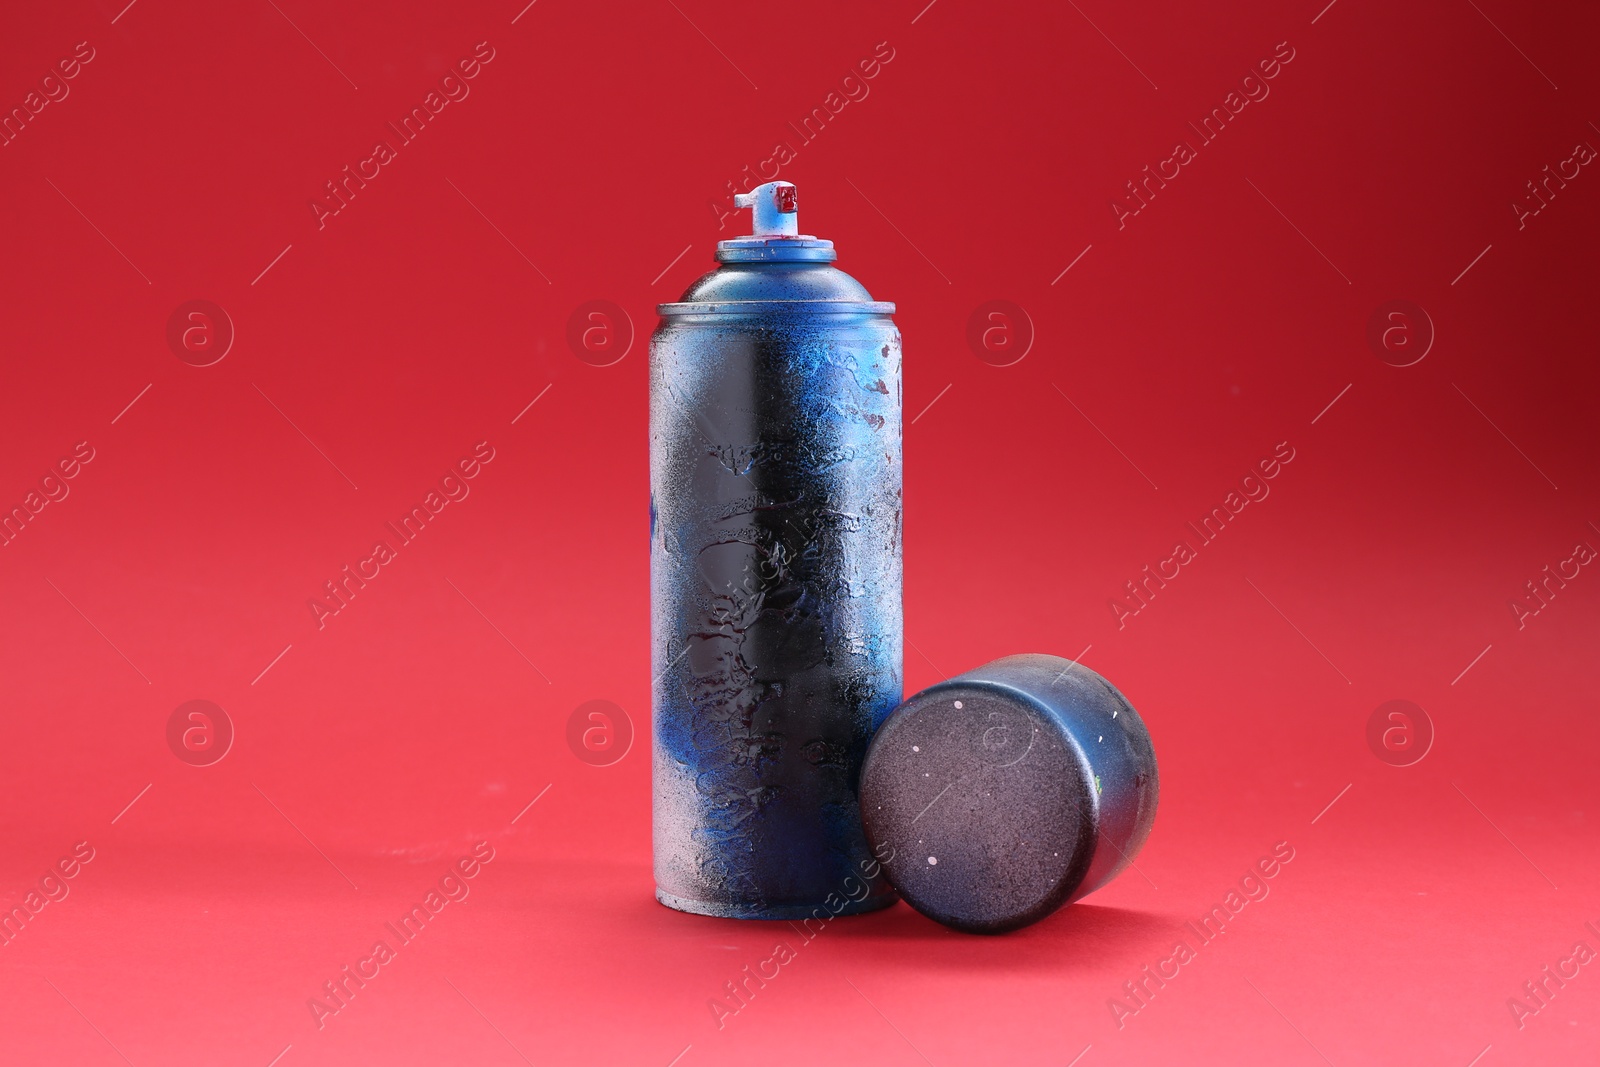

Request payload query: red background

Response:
[2,0,1597,1064]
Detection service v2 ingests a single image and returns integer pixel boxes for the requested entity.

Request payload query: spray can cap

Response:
[717,182,837,263]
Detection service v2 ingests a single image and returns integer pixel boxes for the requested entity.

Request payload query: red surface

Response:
[2,1,1597,1064]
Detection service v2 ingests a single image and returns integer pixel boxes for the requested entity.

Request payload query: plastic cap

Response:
[860,654,1159,933]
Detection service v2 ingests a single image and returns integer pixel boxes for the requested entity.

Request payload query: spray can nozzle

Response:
[716,181,834,262]
[733,181,800,237]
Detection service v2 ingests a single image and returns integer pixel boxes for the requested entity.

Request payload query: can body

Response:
[651,295,902,919]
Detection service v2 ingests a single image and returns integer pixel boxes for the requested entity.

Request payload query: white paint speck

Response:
[1097,735,1102,742]
[927,856,938,865]
[954,700,963,709]
[912,745,920,752]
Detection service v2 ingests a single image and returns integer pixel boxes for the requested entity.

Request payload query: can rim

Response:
[656,299,896,317]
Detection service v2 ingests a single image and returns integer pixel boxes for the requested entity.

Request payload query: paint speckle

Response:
[928,856,938,865]
[954,700,963,709]
[912,745,919,752]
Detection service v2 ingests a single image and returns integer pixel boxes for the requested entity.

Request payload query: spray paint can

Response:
[651,182,902,919]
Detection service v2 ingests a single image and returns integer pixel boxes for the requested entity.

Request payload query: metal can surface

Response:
[651,182,901,919]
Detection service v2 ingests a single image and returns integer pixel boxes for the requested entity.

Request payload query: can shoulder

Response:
[667,262,879,305]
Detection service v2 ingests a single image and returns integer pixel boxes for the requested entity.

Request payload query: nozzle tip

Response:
[736,182,800,237]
